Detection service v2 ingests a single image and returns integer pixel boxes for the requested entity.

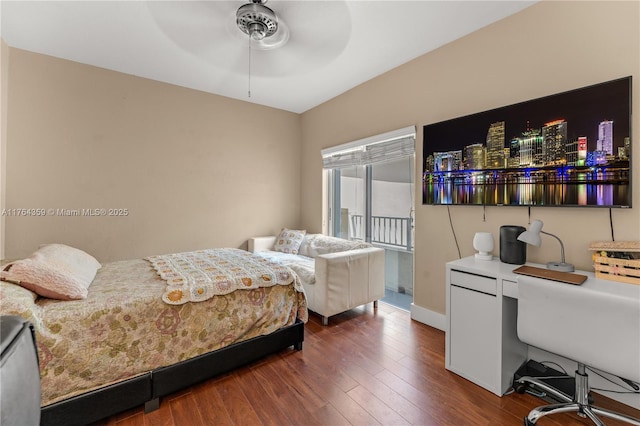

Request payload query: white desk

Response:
[445,256,640,399]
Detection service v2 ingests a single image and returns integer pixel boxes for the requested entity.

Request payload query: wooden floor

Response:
[100,303,640,426]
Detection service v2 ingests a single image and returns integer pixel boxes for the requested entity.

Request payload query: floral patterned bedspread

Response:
[0,256,308,407]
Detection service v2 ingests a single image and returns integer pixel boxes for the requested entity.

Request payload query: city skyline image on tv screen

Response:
[422,76,632,207]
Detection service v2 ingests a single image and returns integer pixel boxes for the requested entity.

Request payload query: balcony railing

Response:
[350,214,413,251]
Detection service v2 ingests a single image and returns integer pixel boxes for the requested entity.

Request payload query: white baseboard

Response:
[410,303,445,331]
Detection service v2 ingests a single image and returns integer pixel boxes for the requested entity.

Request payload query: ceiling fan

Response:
[235,0,289,50]
[146,1,351,96]
[235,0,290,96]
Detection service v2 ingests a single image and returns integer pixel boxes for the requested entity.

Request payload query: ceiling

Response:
[1,1,536,114]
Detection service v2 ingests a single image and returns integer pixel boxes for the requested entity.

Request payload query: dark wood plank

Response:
[212,374,262,425]
[249,358,322,425]
[142,399,173,426]
[102,303,640,426]
[346,385,410,425]
[190,376,235,426]
[233,367,294,426]
[281,344,378,425]
[167,392,204,426]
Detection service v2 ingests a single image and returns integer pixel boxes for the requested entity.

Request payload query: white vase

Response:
[473,232,494,261]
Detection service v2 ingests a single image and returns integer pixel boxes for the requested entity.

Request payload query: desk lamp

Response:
[517,220,575,272]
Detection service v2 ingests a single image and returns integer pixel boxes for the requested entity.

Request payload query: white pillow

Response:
[2,244,101,300]
[273,228,306,255]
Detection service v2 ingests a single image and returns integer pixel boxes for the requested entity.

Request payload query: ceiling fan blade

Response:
[146,0,352,78]
[146,1,238,57]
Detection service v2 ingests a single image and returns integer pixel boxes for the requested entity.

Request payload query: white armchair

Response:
[249,234,385,325]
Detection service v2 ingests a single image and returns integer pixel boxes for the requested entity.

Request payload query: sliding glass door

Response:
[370,156,414,253]
[332,165,366,240]
[323,128,415,309]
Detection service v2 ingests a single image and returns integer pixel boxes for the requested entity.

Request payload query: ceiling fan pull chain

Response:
[248,36,252,98]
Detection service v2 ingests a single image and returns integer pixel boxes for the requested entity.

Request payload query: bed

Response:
[0,245,307,425]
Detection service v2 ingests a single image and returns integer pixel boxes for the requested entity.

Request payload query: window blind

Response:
[321,126,415,169]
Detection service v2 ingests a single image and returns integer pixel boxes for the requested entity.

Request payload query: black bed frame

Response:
[40,319,304,426]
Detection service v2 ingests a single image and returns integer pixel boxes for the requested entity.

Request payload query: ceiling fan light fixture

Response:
[236,1,278,40]
[248,22,267,41]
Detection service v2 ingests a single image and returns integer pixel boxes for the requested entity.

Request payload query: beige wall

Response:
[300,1,640,316]
[1,39,9,260]
[4,49,302,263]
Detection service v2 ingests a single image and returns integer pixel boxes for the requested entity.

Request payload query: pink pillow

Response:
[2,244,101,300]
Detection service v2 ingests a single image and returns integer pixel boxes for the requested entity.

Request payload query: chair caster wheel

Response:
[515,383,527,394]
[524,417,536,426]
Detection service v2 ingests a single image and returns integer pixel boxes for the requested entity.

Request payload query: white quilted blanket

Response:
[147,248,303,305]
[252,251,316,286]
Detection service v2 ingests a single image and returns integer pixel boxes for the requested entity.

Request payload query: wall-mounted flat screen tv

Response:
[422,76,632,207]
